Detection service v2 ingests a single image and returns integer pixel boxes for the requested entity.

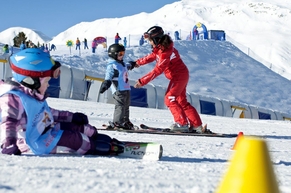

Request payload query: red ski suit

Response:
[136,43,202,127]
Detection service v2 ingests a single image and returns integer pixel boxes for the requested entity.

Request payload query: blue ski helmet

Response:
[9,48,61,89]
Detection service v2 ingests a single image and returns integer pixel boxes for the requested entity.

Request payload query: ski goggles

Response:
[118,51,125,57]
[144,32,150,39]
[10,58,61,79]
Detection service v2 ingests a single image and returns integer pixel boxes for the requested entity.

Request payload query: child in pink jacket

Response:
[0,48,124,156]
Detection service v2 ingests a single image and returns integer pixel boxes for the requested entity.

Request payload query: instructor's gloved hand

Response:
[134,79,143,88]
[1,144,21,155]
[72,112,89,125]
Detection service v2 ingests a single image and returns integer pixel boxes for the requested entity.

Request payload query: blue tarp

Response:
[208,30,226,41]
[258,111,271,120]
[130,86,148,108]
[200,100,216,115]
[47,76,60,98]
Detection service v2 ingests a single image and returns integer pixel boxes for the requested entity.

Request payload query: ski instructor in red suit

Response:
[130,26,210,133]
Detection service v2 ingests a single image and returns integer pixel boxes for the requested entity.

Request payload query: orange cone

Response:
[232,131,244,150]
[216,137,280,193]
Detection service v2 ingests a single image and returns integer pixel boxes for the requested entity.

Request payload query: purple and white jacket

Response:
[0,80,96,154]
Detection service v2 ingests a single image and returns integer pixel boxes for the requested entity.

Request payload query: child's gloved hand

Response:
[72,112,89,125]
[1,144,21,155]
[100,80,112,94]
[128,61,139,70]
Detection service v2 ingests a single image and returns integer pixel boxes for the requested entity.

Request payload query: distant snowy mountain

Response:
[0,27,51,46]
[0,0,290,80]
[47,0,291,79]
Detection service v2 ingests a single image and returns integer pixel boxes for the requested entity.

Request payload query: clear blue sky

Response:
[1,0,178,37]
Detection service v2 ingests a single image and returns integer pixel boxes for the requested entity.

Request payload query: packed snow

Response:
[1,99,291,193]
[1,0,291,192]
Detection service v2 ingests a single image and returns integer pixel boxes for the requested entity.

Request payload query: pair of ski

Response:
[100,123,238,138]
[95,123,237,160]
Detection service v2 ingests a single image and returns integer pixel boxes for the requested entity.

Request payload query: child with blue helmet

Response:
[0,48,124,156]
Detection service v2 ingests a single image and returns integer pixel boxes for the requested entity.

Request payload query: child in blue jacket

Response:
[99,44,135,130]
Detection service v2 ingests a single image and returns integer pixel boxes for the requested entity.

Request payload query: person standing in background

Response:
[2,44,9,53]
[115,33,121,44]
[123,37,127,48]
[20,41,26,50]
[84,38,89,49]
[76,38,81,50]
[50,44,56,51]
[92,40,97,53]
[139,35,144,46]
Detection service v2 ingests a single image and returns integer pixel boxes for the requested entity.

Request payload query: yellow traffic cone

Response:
[231,131,244,150]
[216,137,280,193]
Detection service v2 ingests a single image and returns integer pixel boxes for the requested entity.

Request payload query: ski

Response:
[120,124,237,138]
[23,141,163,160]
[118,141,163,161]
[139,124,171,132]
[97,123,237,138]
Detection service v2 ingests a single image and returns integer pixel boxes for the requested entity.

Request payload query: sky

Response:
[1,1,291,192]
[0,0,178,38]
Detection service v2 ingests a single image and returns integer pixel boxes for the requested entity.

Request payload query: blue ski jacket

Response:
[104,58,131,94]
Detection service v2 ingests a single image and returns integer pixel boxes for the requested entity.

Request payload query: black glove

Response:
[100,80,112,94]
[128,61,137,70]
[1,144,21,155]
[72,112,89,125]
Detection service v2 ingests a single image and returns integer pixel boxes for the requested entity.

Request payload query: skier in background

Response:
[139,35,144,46]
[130,26,210,133]
[123,37,127,48]
[76,38,81,50]
[115,33,121,44]
[20,41,26,50]
[0,48,125,156]
[50,44,56,51]
[84,38,89,49]
[174,31,181,40]
[2,44,9,53]
[44,44,49,54]
[92,40,97,53]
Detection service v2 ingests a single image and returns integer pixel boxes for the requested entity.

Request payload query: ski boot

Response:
[189,124,213,134]
[110,138,125,155]
[92,134,124,155]
[108,121,136,130]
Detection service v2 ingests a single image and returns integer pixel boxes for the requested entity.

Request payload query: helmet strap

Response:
[20,77,41,90]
